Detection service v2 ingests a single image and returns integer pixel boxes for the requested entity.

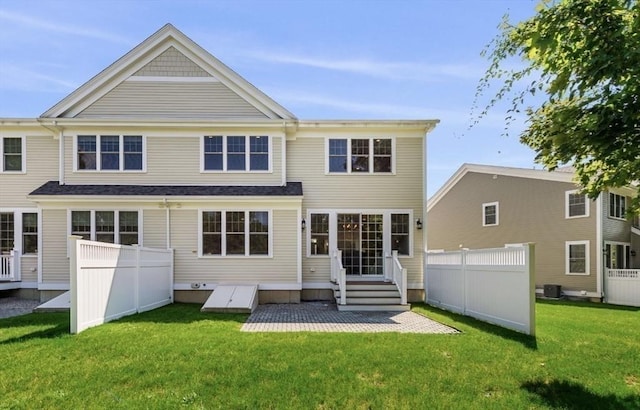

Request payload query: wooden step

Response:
[337,304,411,312]
[335,290,400,298]
[345,297,402,305]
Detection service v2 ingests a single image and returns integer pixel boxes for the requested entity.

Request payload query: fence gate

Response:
[605,269,640,307]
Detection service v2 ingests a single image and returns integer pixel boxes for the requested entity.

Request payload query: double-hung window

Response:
[327,138,393,174]
[1,137,25,172]
[70,210,140,245]
[201,210,270,256]
[22,213,38,254]
[76,135,144,171]
[482,202,499,226]
[609,193,626,220]
[391,213,410,255]
[0,212,38,255]
[0,213,15,254]
[566,190,588,218]
[202,136,270,172]
[566,240,589,275]
[309,213,329,256]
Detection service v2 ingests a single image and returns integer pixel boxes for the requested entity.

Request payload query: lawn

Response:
[1,301,638,409]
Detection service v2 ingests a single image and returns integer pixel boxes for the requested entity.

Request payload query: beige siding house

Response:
[428,164,640,300]
[0,24,437,307]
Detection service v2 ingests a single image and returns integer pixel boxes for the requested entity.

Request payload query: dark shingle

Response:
[29,181,303,197]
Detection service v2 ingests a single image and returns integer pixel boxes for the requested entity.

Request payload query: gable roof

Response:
[427,163,577,212]
[41,24,296,120]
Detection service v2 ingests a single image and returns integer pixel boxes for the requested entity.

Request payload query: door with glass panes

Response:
[337,213,384,276]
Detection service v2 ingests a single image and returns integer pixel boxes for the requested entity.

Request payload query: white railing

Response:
[0,250,21,281]
[70,237,174,334]
[426,244,536,335]
[331,249,346,305]
[606,268,640,307]
[391,250,407,305]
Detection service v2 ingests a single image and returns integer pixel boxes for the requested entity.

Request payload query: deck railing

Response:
[391,250,407,305]
[331,249,346,305]
[0,250,21,281]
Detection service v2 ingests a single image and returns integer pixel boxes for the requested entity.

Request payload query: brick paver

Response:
[241,302,459,334]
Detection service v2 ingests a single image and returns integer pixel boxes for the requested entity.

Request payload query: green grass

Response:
[1,301,639,409]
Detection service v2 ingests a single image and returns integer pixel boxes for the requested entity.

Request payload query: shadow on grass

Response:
[537,298,640,312]
[0,314,70,345]
[115,303,248,325]
[522,379,640,410]
[412,303,537,350]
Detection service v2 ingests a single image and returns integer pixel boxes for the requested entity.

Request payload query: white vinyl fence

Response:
[70,237,174,334]
[426,244,536,335]
[605,269,640,307]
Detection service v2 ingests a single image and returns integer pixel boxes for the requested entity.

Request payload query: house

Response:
[427,163,640,302]
[0,24,437,310]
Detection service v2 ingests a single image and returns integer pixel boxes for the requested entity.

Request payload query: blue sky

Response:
[0,0,540,196]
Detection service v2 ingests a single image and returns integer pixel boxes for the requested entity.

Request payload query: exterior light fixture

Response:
[416,218,423,230]
[301,219,306,230]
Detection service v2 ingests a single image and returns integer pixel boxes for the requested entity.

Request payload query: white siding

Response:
[20,256,38,282]
[171,208,298,285]
[64,135,283,185]
[0,135,58,207]
[143,209,167,249]
[41,209,69,284]
[77,82,267,119]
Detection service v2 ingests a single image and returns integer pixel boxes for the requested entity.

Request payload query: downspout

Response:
[164,198,171,249]
[422,129,429,303]
[37,120,65,184]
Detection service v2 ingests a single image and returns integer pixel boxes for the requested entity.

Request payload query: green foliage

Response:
[1,302,639,408]
[477,0,640,212]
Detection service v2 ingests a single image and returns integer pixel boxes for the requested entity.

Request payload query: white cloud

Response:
[242,50,483,82]
[0,10,132,45]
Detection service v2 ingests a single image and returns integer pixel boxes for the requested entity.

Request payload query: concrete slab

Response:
[201,285,258,313]
[34,291,70,312]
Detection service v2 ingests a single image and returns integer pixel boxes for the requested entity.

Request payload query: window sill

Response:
[565,272,590,276]
[325,172,396,176]
[200,170,272,174]
[73,170,147,173]
[566,214,589,219]
[608,216,627,222]
[482,224,499,227]
[307,254,330,259]
[198,255,273,259]
[0,170,26,174]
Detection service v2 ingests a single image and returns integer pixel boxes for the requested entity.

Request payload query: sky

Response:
[0,0,541,197]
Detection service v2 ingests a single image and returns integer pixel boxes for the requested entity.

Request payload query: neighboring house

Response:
[0,24,437,308]
[427,163,640,301]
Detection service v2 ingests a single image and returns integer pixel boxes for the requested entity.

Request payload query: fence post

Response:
[527,243,536,336]
[135,245,141,313]
[462,248,467,315]
[69,235,81,334]
[169,248,175,302]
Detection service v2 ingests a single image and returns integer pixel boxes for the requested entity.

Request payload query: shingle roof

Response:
[29,181,303,197]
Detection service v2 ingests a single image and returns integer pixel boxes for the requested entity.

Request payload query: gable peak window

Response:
[76,135,143,171]
[482,202,499,226]
[566,190,588,218]
[327,137,393,174]
[203,135,270,172]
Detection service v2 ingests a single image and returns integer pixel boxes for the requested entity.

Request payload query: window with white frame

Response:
[609,193,626,220]
[327,138,393,174]
[70,210,140,245]
[391,213,410,255]
[202,136,270,172]
[0,213,15,254]
[1,137,25,172]
[482,202,499,226]
[200,210,270,256]
[22,213,38,254]
[76,135,143,171]
[309,213,329,256]
[566,240,589,275]
[605,242,631,269]
[566,190,588,218]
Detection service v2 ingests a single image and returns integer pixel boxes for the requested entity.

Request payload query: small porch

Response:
[0,250,21,283]
[330,249,409,311]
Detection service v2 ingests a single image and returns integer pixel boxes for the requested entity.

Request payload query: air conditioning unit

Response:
[543,284,562,298]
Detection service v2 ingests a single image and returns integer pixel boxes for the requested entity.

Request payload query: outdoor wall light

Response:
[632,250,637,257]
[301,219,306,230]
[416,218,423,230]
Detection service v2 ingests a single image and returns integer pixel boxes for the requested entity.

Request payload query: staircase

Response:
[333,281,410,311]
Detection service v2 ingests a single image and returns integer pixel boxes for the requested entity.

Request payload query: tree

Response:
[476,0,640,212]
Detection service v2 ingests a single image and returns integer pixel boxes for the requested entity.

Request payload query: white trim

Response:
[565,240,590,276]
[296,207,302,285]
[302,282,334,289]
[0,282,24,290]
[596,193,603,295]
[38,282,70,290]
[607,192,627,220]
[67,209,143,256]
[324,137,396,175]
[0,136,27,174]
[281,135,286,186]
[173,283,301,291]
[198,209,273,257]
[565,189,589,219]
[125,76,220,83]
[73,134,147,172]
[482,202,499,227]
[200,135,273,173]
